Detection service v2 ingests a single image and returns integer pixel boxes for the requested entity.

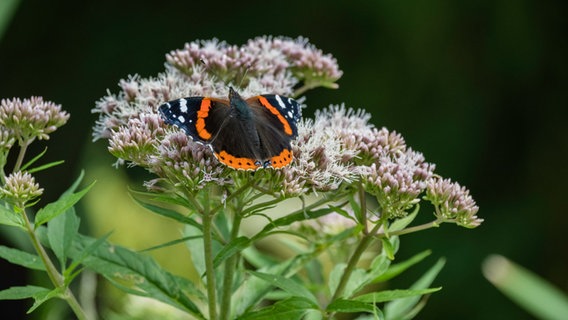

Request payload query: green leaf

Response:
[0,285,50,300]
[62,170,85,196]
[132,196,204,232]
[388,205,419,233]
[355,288,442,303]
[184,224,207,278]
[374,250,431,283]
[384,258,445,320]
[238,296,317,320]
[248,271,319,306]
[70,233,205,319]
[19,147,48,171]
[65,231,112,280]
[213,236,250,269]
[381,238,396,260]
[0,0,21,41]
[0,245,45,271]
[34,181,95,227]
[139,235,202,253]
[0,203,24,229]
[328,263,346,296]
[252,207,338,241]
[47,207,80,270]
[0,285,61,315]
[326,298,382,315]
[233,251,301,316]
[26,160,65,174]
[483,254,568,320]
[27,287,63,313]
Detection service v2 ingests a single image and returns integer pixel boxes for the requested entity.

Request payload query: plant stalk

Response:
[21,207,88,320]
[385,218,443,237]
[13,139,31,172]
[219,209,243,320]
[330,221,382,302]
[202,191,218,320]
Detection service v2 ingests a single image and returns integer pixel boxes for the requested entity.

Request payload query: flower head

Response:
[363,149,435,219]
[425,178,482,228]
[0,97,69,143]
[93,37,343,193]
[93,36,343,141]
[0,171,43,205]
[0,129,15,151]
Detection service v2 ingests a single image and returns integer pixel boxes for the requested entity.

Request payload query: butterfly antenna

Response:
[236,64,252,90]
[200,59,231,90]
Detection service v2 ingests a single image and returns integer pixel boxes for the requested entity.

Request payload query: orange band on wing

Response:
[215,151,260,171]
[257,96,293,136]
[269,149,293,168]
[195,99,213,140]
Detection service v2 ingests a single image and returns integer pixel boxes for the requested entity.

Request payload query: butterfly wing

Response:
[159,97,232,144]
[247,94,302,168]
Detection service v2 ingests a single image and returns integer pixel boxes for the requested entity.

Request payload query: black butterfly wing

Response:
[247,95,302,168]
[158,97,232,144]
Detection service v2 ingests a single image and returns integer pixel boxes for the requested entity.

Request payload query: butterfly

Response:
[158,87,302,170]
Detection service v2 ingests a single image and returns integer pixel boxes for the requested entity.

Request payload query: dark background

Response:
[1,0,567,319]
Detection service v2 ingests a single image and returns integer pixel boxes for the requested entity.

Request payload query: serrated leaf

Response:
[249,271,318,306]
[238,296,317,320]
[0,203,24,229]
[48,207,80,269]
[65,231,112,280]
[0,245,45,271]
[0,285,50,300]
[35,181,95,227]
[355,288,442,303]
[70,233,205,319]
[326,298,382,314]
[384,258,445,320]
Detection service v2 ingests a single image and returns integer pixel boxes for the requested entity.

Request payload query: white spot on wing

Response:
[178,115,185,123]
[179,98,188,112]
[275,95,286,109]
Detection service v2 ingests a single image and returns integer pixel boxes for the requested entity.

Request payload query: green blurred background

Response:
[1,0,566,318]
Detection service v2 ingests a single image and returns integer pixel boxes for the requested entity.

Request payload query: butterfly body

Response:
[159,88,301,170]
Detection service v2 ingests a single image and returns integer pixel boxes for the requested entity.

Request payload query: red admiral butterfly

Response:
[158,87,302,170]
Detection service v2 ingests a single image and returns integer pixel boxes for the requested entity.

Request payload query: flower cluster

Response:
[0,171,43,205]
[0,96,69,175]
[0,97,69,144]
[93,36,481,228]
[92,36,342,141]
[425,178,482,228]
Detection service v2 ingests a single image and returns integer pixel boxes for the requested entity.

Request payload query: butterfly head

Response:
[228,87,252,119]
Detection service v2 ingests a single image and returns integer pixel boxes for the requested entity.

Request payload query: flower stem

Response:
[330,221,382,302]
[21,208,88,320]
[384,218,443,237]
[219,207,243,320]
[13,139,31,172]
[202,191,218,320]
